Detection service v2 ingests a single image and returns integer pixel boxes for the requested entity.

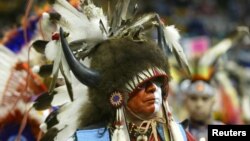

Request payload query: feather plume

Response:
[112,128,127,141]
[51,0,107,41]
[40,128,59,141]
[40,92,88,141]
[40,13,57,40]
[0,47,18,102]
[164,25,190,75]
[164,25,181,52]
[110,0,131,34]
[33,81,81,111]
[32,40,49,54]
[164,101,185,141]
[33,92,54,110]
[38,71,88,138]
[199,26,249,67]
[45,40,60,61]
[59,63,73,101]
[33,64,53,77]
[242,95,250,121]
[61,52,71,81]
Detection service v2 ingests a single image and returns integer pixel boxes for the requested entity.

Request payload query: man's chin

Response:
[192,114,207,122]
[139,111,160,120]
[140,114,157,120]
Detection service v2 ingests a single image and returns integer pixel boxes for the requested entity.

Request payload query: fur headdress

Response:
[77,37,170,127]
[32,0,191,140]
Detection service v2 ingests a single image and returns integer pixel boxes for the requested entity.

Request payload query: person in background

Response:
[181,79,223,141]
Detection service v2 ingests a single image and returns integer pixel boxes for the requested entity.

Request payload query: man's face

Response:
[185,94,215,122]
[127,81,163,120]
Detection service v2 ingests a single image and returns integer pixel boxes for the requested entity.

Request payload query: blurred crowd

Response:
[137,0,250,125]
[140,0,249,37]
[0,0,249,141]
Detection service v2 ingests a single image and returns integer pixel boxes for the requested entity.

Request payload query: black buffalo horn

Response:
[60,27,100,87]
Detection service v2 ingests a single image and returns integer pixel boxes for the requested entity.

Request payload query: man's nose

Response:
[145,82,157,93]
[196,98,203,108]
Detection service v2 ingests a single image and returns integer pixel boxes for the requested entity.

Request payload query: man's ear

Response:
[161,83,169,100]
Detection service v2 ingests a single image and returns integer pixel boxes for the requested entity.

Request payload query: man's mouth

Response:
[145,98,155,102]
[145,98,160,103]
[145,98,156,103]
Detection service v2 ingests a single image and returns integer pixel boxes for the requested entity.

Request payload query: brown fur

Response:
[78,38,170,127]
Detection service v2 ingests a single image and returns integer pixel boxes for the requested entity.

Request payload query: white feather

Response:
[54,0,83,19]
[71,75,88,99]
[55,122,78,141]
[199,39,233,66]
[0,47,18,102]
[52,0,88,41]
[0,105,11,119]
[66,137,75,141]
[0,101,43,124]
[32,65,40,73]
[52,42,62,75]
[45,40,59,61]
[40,13,57,40]
[164,25,181,51]
[38,1,110,140]
[40,123,47,132]
[52,0,107,42]
[242,94,250,121]
[51,86,70,106]
[165,102,185,141]
[0,47,17,66]
[199,26,249,67]
[61,53,71,82]
[0,68,11,76]
[41,73,89,140]
[112,128,127,141]
[53,94,89,141]
[49,72,88,107]
[164,25,189,67]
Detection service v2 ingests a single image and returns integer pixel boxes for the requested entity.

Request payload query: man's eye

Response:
[151,80,163,88]
[137,82,149,90]
[190,96,198,101]
[137,85,145,90]
[202,96,209,101]
[156,83,163,88]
